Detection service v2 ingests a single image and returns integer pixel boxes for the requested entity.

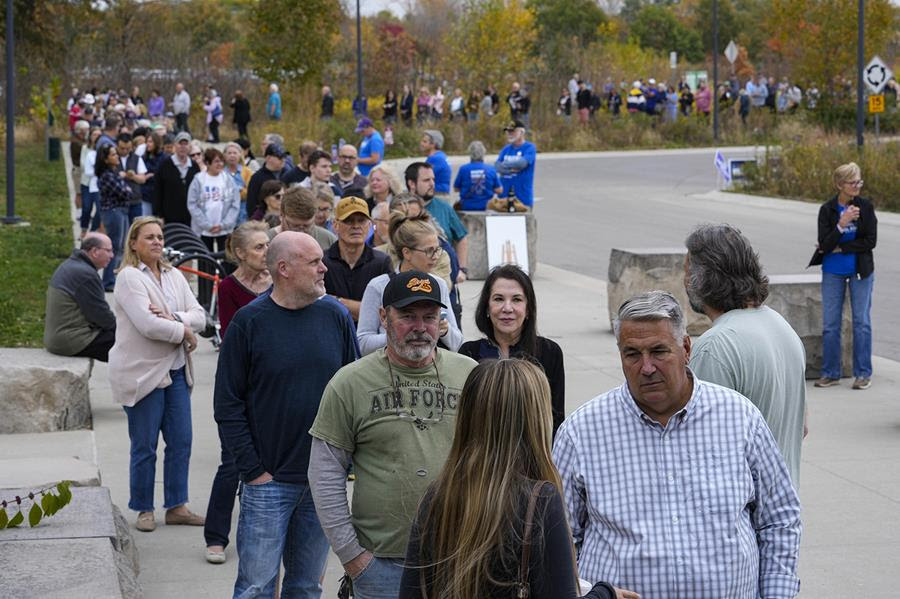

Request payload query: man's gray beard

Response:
[386,325,437,362]
[685,285,706,316]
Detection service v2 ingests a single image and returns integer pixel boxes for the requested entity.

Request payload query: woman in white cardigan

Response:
[357,211,463,355]
[109,216,207,533]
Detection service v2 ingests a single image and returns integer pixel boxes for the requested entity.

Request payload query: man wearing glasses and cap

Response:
[309,270,477,599]
[355,117,384,177]
[152,131,200,225]
[495,120,537,208]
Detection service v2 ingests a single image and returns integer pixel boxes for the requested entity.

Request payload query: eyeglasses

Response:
[845,180,864,187]
[317,206,333,213]
[338,155,357,160]
[190,152,201,157]
[409,246,443,259]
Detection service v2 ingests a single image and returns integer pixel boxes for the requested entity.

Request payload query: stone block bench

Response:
[0,431,101,489]
[458,211,538,280]
[0,348,92,434]
[0,487,141,598]
[606,249,852,379]
[606,248,712,335]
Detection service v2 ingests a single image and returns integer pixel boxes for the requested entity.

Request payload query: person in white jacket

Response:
[357,211,462,355]
[109,217,206,533]
[187,147,240,307]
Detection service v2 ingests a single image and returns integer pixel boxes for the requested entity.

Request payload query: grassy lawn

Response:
[0,142,73,346]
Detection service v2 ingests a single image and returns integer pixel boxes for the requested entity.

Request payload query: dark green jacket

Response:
[44,250,115,355]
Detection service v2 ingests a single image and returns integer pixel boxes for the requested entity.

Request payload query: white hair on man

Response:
[613,290,687,342]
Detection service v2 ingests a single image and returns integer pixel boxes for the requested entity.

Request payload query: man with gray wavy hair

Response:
[684,223,806,484]
[553,290,801,598]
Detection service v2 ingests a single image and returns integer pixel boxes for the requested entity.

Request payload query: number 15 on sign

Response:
[868,95,884,114]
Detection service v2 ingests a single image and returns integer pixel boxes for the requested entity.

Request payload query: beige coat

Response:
[109,265,206,407]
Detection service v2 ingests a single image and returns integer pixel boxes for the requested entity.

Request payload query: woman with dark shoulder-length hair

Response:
[400,359,635,599]
[808,161,877,390]
[459,264,565,434]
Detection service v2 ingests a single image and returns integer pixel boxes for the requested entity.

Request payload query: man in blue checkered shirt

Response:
[553,291,801,598]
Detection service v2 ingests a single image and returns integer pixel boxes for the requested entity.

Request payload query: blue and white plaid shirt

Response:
[552,375,801,599]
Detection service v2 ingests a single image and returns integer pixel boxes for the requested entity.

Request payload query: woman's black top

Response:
[458,336,565,435]
[399,482,615,599]
[808,194,877,279]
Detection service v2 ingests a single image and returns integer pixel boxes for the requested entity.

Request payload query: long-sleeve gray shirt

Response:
[308,438,367,564]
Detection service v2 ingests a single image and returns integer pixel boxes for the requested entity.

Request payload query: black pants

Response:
[175,113,190,134]
[208,119,220,143]
[200,235,228,309]
[74,328,116,362]
[236,120,249,139]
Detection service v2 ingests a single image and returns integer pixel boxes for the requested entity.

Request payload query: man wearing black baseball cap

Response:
[245,142,289,218]
[309,270,477,598]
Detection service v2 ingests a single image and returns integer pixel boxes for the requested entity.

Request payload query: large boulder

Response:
[0,348,92,433]
[458,211,538,280]
[606,248,712,335]
[0,430,101,488]
[767,274,853,379]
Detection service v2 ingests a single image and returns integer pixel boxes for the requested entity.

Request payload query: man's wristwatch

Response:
[459,267,468,275]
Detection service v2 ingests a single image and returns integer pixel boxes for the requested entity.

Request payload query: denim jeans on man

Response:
[821,272,874,378]
[122,367,192,512]
[204,426,239,549]
[100,206,129,290]
[233,480,329,599]
[351,557,405,599]
[79,184,102,231]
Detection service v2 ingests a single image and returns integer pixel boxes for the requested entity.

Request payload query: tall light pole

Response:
[856,0,864,148]
[712,0,719,142]
[356,0,364,108]
[3,0,20,225]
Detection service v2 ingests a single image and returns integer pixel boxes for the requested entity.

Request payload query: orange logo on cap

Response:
[407,277,433,293]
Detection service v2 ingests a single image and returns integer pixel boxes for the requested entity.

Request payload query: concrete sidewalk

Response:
[86,262,900,598]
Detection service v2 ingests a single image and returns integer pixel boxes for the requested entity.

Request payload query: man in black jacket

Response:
[152,132,199,225]
[245,143,288,218]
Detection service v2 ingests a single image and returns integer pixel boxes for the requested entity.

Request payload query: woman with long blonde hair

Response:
[400,359,635,599]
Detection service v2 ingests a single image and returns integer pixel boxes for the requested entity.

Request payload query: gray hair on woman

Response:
[684,224,769,314]
[467,140,486,162]
[613,290,686,341]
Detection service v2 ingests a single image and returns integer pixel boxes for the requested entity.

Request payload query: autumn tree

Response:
[245,0,342,84]
[764,0,896,89]
[630,4,704,63]
[444,0,538,87]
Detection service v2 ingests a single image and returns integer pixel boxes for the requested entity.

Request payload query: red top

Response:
[218,275,261,336]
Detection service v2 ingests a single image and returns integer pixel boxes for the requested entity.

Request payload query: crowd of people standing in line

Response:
[48,80,881,599]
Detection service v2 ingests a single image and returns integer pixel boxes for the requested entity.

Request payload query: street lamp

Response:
[356,0,364,110]
[856,0,864,148]
[3,0,21,225]
[712,0,719,142]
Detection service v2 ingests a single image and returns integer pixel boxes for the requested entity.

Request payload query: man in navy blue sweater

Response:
[214,231,359,599]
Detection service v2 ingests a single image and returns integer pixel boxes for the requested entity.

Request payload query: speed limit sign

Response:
[868,95,885,114]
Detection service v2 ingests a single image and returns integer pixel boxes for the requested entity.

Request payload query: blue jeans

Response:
[822,272,874,379]
[80,185,101,231]
[100,206,129,290]
[128,203,143,226]
[122,368,192,512]
[233,480,329,599]
[351,557,404,599]
[204,425,239,548]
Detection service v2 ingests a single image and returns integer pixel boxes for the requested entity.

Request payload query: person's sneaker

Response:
[852,377,872,390]
[136,511,156,532]
[205,547,227,564]
[814,377,840,387]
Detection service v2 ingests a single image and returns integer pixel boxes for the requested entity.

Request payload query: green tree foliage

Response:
[245,0,342,84]
[526,0,608,72]
[764,0,896,89]
[0,482,72,530]
[691,0,739,55]
[631,4,704,62]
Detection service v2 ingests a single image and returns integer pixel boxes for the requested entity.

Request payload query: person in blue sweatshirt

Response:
[495,121,537,207]
[214,231,359,597]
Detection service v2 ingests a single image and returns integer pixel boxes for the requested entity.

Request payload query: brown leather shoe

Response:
[136,511,156,532]
[165,508,205,526]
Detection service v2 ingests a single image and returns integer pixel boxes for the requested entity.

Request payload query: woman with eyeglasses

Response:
[808,161,877,390]
[399,359,635,599]
[459,265,565,435]
[357,211,462,355]
[250,179,285,224]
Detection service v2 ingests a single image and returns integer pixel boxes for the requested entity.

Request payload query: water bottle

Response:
[507,185,517,213]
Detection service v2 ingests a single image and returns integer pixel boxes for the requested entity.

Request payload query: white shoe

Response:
[205,548,226,564]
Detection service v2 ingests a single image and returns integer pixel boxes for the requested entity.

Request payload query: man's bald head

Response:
[337,144,359,177]
[267,231,327,306]
[81,232,114,270]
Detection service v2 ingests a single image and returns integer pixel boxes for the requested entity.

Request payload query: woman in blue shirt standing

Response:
[808,162,877,390]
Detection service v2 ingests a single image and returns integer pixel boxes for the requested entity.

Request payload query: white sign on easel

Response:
[485,215,529,274]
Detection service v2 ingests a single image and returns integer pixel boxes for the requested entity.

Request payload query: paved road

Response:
[530,149,900,361]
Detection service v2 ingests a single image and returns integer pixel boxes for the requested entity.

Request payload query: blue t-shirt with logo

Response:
[822,203,857,276]
[358,131,384,176]
[454,162,501,210]
[496,141,537,206]
[426,151,452,194]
